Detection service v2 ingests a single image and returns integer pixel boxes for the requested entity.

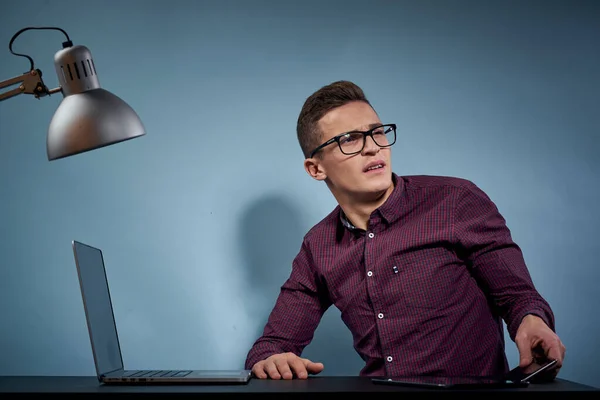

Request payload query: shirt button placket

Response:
[368,230,393,372]
[366,231,375,280]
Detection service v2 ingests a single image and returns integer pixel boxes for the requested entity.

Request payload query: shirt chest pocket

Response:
[392,249,462,310]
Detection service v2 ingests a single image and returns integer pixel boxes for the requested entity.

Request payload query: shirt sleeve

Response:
[244,237,332,370]
[453,180,556,341]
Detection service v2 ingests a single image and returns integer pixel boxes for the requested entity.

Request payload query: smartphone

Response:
[371,376,529,390]
[371,359,558,390]
[505,358,558,383]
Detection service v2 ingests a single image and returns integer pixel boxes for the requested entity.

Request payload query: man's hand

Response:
[251,352,324,380]
[515,314,566,381]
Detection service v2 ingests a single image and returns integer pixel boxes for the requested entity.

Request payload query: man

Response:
[245,80,566,380]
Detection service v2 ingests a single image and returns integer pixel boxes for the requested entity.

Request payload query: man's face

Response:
[305,101,394,202]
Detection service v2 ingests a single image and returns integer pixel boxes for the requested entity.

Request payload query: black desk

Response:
[1,375,597,398]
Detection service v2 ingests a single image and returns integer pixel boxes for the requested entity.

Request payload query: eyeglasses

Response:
[308,124,397,158]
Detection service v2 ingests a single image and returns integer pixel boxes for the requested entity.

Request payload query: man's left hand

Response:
[515,314,566,381]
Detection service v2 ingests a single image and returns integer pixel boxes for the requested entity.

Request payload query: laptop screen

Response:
[73,241,124,377]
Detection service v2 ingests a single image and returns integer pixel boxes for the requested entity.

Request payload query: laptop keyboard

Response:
[123,370,192,378]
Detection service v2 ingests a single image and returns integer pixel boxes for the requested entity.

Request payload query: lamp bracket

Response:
[0,69,61,102]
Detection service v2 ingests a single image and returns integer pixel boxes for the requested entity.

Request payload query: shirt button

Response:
[368,232,375,238]
[378,313,384,319]
[387,356,393,362]
[367,271,373,277]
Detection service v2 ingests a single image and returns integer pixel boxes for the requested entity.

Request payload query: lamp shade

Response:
[47,88,145,160]
[46,44,145,160]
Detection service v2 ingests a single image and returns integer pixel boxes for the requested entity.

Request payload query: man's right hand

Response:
[251,352,324,380]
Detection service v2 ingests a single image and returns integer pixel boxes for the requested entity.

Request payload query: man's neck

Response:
[338,185,394,231]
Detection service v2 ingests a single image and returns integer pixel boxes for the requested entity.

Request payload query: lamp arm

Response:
[0,69,61,102]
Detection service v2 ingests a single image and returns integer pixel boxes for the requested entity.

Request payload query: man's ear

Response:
[304,157,327,181]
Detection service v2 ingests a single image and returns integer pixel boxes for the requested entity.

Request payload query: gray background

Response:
[0,0,598,388]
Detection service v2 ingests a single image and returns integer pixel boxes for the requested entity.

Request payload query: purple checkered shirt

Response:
[245,173,555,377]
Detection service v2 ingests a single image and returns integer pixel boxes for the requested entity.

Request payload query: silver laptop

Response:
[72,240,252,384]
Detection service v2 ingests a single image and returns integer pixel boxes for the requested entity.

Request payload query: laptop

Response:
[71,240,252,384]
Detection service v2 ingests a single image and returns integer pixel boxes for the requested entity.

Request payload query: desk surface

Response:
[1,375,598,398]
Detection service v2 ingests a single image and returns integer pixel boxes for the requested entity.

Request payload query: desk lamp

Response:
[0,26,145,160]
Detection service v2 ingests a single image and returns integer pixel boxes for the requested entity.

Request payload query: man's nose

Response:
[361,135,380,155]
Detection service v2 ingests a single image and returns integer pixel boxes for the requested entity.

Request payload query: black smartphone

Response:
[505,358,558,383]
[371,375,528,390]
[371,359,558,390]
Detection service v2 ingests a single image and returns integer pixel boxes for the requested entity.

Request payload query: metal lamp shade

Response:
[47,88,145,160]
[46,44,145,161]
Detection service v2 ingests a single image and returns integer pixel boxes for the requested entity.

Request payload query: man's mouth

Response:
[364,161,386,172]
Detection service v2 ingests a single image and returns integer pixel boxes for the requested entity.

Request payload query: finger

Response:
[289,358,309,379]
[302,358,325,375]
[516,338,534,368]
[251,362,268,379]
[545,340,564,367]
[264,361,282,380]
[274,357,294,380]
[306,361,325,375]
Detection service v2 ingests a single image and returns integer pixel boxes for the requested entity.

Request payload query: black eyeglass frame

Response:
[308,123,397,159]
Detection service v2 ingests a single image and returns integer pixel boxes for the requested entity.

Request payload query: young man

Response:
[245,81,566,380]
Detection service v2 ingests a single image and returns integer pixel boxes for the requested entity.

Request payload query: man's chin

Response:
[364,172,392,189]
[358,175,393,198]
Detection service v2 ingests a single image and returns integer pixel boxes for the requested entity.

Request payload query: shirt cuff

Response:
[508,308,555,341]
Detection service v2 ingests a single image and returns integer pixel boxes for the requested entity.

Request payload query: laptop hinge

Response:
[101,368,124,378]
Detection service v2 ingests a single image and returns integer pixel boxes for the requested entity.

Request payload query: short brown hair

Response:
[296,80,371,158]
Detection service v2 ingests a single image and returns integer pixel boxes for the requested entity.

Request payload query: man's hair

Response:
[296,80,371,158]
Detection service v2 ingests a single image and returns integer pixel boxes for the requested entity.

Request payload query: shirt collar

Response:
[340,210,358,230]
[339,173,404,232]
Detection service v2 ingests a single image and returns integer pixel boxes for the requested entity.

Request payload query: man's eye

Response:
[339,134,356,144]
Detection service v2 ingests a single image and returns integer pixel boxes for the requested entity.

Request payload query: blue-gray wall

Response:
[1,0,598,388]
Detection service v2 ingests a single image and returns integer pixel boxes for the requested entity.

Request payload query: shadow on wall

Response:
[237,194,364,375]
